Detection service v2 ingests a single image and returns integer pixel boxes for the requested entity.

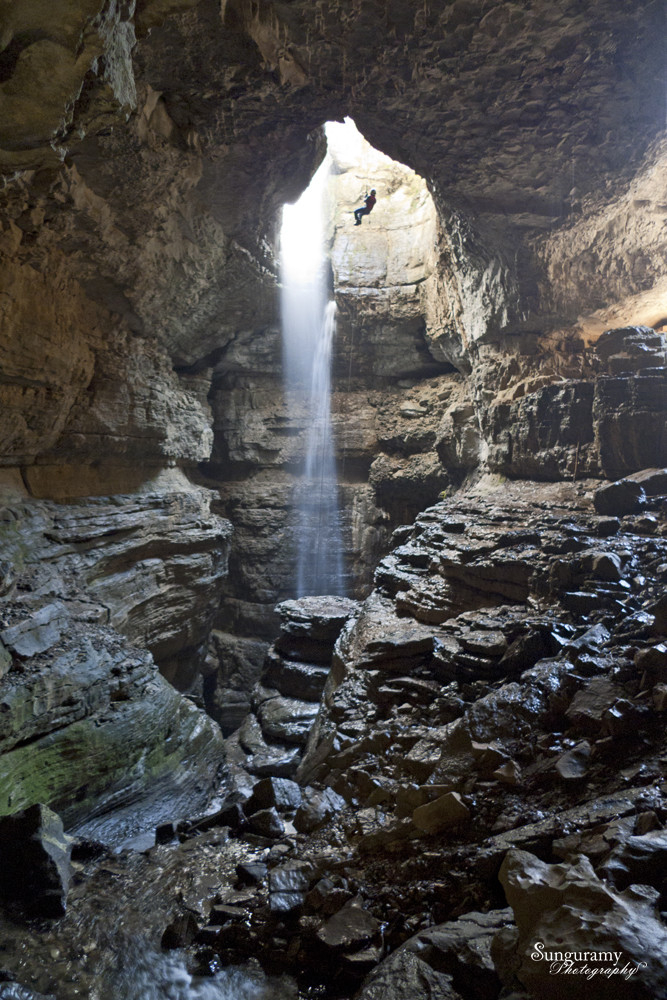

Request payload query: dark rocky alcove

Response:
[0,1,666,998]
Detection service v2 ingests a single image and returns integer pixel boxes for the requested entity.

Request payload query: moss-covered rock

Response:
[0,633,225,844]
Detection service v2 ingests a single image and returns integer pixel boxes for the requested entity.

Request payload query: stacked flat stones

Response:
[238,596,360,779]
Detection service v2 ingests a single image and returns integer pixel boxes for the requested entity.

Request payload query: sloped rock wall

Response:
[0,472,231,838]
[0,0,664,485]
[1,471,231,682]
[0,256,213,483]
[0,613,226,845]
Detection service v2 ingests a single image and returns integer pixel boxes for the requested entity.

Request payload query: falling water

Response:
[97,942,297,1000]
[296,298,344,596]
[280,157,345,597]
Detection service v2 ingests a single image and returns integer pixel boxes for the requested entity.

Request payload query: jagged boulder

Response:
[254,687,320,745]
[495,849,667,998]
[275,596,361,664]
[316,902,380,955]
[245,777,302,815]
[268,863,312,915]
[294,786,346,833]
[600,830,667,895]
[593,479,646,517]
[0,804,72,918]
[161,913,200,950]
[247,807,285,840]
[357,908,512,1000]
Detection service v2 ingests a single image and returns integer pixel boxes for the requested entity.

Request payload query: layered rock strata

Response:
[208,176,665,685]
[0,473,231,841]
[1,0,665,634]
[0,601,227,845]
[302,475,667,785]
[223,596,359,774]
[125,472,667,999]
[2,0,664,342]
[206,127,457,652]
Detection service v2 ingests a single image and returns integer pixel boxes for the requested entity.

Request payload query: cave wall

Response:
[0,0,665,825]
[1,0,664,495]
[0,468,231,842]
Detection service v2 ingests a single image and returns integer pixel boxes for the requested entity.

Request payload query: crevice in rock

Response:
[0,30,49,84]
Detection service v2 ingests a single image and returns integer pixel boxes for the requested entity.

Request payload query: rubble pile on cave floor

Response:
[2,474,666,1000]
[147,473,667,998]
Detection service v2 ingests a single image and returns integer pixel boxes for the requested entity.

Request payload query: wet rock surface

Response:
[0,475,232,687]
[0,985,55,1000]
[226,595,360,782]
[0,476,665,997]
[496,849,667,998]
[208,477,666,995]
[0,805,72,920]
[0,478,231,844]
[276,597,362,663]
[3,0,663,658]
[358,907,512,1000]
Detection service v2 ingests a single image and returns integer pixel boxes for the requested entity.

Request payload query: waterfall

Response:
[296,298,343,596]
[280,157,345,598]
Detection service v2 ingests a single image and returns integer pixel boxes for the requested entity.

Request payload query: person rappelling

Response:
[354,189,376,225]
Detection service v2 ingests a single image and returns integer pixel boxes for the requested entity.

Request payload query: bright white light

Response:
[281,118,371,285]
[280,154,330,286]
[324,117,367,167]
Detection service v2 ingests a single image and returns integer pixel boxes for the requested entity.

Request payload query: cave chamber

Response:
[0,1,666,997]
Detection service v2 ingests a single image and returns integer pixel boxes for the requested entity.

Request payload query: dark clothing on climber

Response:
[354,190,376,225]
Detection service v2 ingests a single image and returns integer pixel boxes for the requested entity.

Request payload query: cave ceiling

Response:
[0,0,665,364]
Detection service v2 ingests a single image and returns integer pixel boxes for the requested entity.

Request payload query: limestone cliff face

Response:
[1,0,664,499]
[0,470,231,841]
[0,0,666,828]
[1,0,664,435]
